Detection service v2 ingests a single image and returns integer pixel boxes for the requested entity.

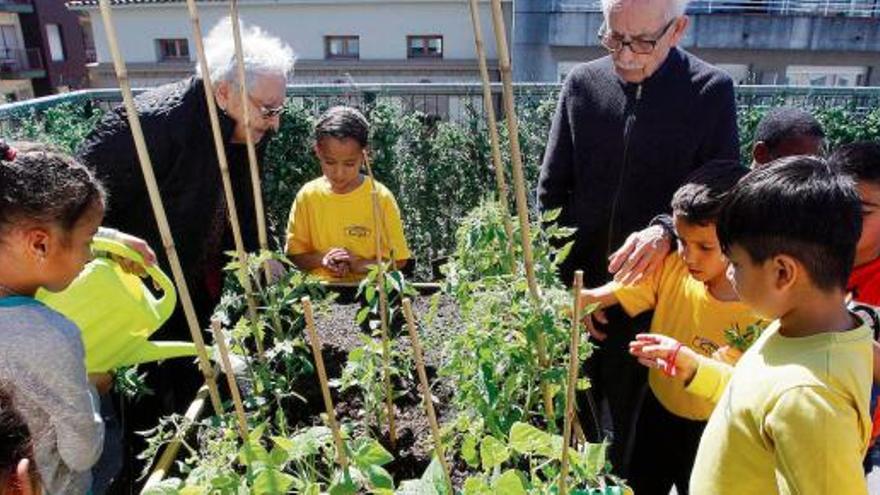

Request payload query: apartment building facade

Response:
[67,0,512,88]
[515,0,880,85]
[0,0,90,101]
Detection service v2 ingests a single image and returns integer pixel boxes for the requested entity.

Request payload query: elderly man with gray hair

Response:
[537,0,739,489]
[78,18,293,484]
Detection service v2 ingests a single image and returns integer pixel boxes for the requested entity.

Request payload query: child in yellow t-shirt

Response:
[285,106,411,281]
[578,161,756,494]
[630,157,873,495]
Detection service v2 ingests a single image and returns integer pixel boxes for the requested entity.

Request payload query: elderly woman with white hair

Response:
[77,18,294,485]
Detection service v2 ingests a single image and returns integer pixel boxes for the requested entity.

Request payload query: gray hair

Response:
[601,0,690,19]
[197,17,296,90]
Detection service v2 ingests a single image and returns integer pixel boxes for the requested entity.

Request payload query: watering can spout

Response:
[37,237,193,373]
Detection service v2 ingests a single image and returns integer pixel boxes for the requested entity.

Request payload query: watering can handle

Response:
[91,237,178,321]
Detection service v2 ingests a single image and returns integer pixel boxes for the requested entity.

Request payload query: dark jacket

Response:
[79,77,265,323]
[537,48,739,286]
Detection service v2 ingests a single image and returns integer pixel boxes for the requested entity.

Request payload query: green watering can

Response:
[37,237,198,373]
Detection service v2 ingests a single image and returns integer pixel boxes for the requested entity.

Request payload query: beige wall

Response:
[79,0,511,86]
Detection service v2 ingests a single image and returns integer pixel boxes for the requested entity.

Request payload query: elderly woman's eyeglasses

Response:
[248,94,285,119]
[598,17,677,55]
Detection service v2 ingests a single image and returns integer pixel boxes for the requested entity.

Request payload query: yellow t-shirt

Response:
[688,320,873,495]
[285,176,411,281]
[613,254,758,420]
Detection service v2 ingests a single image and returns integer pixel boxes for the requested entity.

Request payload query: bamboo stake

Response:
[97,0,222,414]
[487,0,554,420]
[141,382,211,492]
[212,319,249,441]
[183,0,264,357]
[466,0,515,264]
[302,296,348,469]
[362,150,398,449]
[229,0,280,306]
[560,270,584,495]
[402,298,453,492]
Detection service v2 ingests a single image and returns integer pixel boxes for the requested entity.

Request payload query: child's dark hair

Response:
[671,160,749,226]
[718,156,861,291]
[754,107,825,156]
[0,141,105,236]
[829,141,880,185]
[0,387,39,490]
[314,106,369,148]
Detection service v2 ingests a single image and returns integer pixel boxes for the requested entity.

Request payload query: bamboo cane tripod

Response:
[466,0,515,265]
[484,0,556,421]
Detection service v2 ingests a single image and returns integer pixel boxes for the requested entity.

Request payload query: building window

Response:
[156,38,189,62]
[46,24,65,62]
[785,65,866,87]
[407,35,442,59]
[325,36,359,59]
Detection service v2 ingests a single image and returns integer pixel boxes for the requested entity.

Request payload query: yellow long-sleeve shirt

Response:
[613,254,758,420]
[285,176,411,282]
[687,319,873,495]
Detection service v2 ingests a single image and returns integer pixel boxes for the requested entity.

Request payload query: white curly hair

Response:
[601,0,690,18]
[197,17,296,90]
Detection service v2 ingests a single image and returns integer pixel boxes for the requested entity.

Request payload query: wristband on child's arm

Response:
[662,342,683,378]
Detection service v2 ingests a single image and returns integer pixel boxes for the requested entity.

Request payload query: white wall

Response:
[84,0,509,65]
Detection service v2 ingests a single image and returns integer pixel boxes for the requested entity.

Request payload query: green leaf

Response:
[492,470,526,495]
[509,422,559,458]
[479,436,509,471]
[141,479,182,495]
[352,438,395,468]
[252,467,294,495]
[462,477,492,495]
[364,464,395,490]
[462,434,480,468]
[419,456,449,495]
[542,208,562,223]
[329,468,359,495]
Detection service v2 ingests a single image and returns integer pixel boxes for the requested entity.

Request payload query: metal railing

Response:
[568,0,880,16]
[0,47,44,74]
[687,0,880,16]
[0,83,878,125]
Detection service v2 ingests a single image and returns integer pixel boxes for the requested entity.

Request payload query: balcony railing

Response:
[0,0,34,12]
[0,47,44,76]
[687,0,880,16]
[569,0,880,16]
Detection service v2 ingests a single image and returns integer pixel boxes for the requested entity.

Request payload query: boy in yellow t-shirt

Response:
[578,161,756,494]
[631,156,873,495]
[286,106,410,281]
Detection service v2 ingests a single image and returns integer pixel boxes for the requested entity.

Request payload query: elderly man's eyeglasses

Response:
[598,17,678,55]
[248,94,285,119]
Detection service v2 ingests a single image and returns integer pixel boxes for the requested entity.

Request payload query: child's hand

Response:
[629,333,699,382]
[348,255,373,275]
[322,248,351,277]
[579,289,610,341]
[89,372,114,395]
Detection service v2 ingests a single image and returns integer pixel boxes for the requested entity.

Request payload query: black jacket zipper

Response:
[606,83,643,257]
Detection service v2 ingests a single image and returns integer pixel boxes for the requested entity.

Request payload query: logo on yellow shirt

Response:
[346,225,371,238]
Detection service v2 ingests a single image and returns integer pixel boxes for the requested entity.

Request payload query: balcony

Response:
[0,48,46,80]
[0,0,33,13]
[687,1,880,17]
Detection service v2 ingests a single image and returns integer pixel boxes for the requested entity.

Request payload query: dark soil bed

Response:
[284,290,465,484]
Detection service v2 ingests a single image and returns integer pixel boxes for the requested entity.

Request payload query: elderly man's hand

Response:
[608,225,672,285]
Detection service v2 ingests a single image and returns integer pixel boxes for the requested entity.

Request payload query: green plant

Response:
[723,321,764,353]
[113,364,153,402]
[455,422,623,495]
[335,334,412,434]
[441,202,590,438]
